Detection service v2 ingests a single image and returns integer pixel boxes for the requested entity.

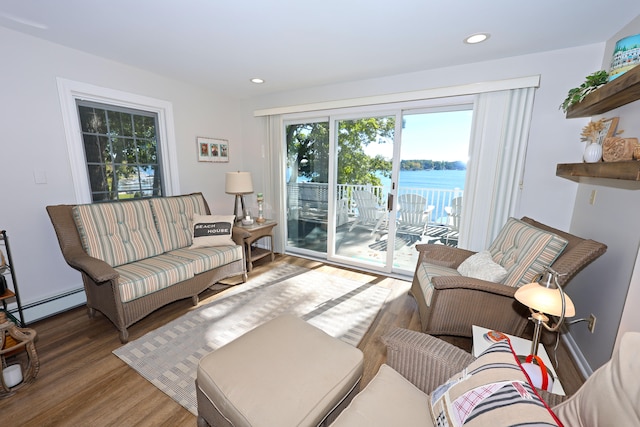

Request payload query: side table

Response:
[472,325,565,395]
[234,220,277,272]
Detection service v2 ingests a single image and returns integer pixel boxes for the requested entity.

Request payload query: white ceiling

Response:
[2,1,640,99]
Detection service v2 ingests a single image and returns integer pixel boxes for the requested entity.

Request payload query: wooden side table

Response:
[234,220,277,272]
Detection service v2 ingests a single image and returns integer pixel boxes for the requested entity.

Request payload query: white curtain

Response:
[461,86,537,250]
[266,115,287,253]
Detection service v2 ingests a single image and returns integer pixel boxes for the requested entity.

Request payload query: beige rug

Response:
[113,263,391,415]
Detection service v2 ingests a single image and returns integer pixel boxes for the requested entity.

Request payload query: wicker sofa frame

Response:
[410,216,607,339]
[46,193,247,343]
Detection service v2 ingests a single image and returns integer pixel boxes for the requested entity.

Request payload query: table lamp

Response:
[225,171,253,222]
[514,267,576,357]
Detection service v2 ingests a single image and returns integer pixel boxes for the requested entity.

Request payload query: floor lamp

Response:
[225,171,254,222]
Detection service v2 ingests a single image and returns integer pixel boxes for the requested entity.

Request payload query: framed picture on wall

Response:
[197,137,229,162]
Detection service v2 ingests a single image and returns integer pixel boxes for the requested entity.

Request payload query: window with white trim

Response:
[77,101,164,201]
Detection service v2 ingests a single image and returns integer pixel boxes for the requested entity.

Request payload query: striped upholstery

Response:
[115,254,195,303]
[416,262,460,307]
[489,217,568,288]
[430,339,561,426]
[149,194,209,252]
[73,200,164,267]
[167,245,243,275]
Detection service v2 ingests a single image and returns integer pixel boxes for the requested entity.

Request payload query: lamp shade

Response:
[514,282,576,317]
[225,172,253,194]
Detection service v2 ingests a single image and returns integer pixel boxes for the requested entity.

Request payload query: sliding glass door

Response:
[283,103,473,276]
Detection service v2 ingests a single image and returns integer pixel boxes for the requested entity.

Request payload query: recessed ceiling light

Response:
[464,33,490,44]
[250,78,265,84]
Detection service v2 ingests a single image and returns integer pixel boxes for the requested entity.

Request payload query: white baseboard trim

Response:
[562,331,594,379]
[4,287,86,325]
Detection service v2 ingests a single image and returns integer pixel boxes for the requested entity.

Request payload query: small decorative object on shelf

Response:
[256,193,266,224]
[609,34,640,81]
[580,118,623,163]
[603,136,639,162]
[560,70,609,113]
[0,311,39,397]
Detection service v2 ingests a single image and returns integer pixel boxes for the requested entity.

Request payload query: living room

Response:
[1,2,640,423]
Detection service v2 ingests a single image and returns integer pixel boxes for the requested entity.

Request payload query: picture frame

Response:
[197,137,229,162]
[596,117,619,145]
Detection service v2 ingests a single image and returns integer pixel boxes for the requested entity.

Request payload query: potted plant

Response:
[560,70,609,113]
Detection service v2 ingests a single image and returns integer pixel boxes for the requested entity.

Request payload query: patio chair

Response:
[349,190,387,236]
[443,196,462,245]
[396,194,433,239]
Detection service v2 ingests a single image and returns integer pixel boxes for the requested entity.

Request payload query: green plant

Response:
[560,70,609,113]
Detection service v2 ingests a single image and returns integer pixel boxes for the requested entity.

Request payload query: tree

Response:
[286,117,394,186]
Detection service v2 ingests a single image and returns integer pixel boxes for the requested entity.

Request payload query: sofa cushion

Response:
[457,250,509,283]
[330,364,434,427]
[114,254,194,303]
[416,262,460,307]
[553,332,640,426]
[189,214,235,248]
[489,217,568,288]
[73,200,164,267]
[167,245,243,275]
[430,339,561,426]
[149,194,209,252]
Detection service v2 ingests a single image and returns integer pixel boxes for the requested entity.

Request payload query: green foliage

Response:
[560,70,609,113]
[400,159,466,171]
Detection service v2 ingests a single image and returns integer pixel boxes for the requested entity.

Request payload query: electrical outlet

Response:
[588,314,597,333]
[589,190,597,205]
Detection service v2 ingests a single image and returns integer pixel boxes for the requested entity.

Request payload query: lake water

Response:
[378,169,466,190]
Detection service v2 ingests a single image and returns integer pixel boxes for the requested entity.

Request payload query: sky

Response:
[365,110,473,162]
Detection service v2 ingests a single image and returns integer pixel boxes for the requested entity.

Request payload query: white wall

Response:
[0,27,246,322]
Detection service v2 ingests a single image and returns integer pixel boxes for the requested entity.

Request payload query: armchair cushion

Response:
[429,339,561,426]
[457,250,508,283]
[489,217,568,288]
[416,262,460,307]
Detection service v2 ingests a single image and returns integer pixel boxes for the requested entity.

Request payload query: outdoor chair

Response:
[410,216,607,340]
[396,194,433,240]
[349,190,387,236]
[443,196,462,245]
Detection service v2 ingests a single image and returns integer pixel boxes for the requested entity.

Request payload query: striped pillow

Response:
[73,200,164,267]
[149,194,209,252]
[429,339,562,426]
[489,218,568,288]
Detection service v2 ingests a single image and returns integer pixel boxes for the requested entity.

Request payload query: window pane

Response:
[78,100,163,202]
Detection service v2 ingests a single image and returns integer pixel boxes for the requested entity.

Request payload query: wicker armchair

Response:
[410,216,607,339]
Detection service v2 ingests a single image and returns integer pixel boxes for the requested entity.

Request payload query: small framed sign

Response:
[197,137,229,163]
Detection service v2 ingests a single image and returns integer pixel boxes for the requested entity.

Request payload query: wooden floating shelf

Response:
[556,161,640,189]
[566,66,640,118]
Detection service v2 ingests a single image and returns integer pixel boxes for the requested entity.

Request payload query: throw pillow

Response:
[190,214,235,248]
[489,217,568,288]
[429,339,562,426]
[457,250,508,282]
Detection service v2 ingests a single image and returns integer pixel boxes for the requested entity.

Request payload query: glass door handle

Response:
[387,193,394,211]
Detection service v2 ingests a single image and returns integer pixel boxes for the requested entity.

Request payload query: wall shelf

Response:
[566,66,640,118]
[556,161,640,189]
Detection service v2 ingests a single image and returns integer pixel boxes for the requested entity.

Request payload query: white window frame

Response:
[57,78,180,203]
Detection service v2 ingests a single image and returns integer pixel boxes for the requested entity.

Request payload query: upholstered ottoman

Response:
[196,314,364,427]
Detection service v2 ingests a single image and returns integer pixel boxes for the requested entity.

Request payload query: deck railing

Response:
[287,182,462,225]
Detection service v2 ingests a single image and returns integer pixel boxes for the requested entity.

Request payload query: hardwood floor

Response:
[0,254,583,426]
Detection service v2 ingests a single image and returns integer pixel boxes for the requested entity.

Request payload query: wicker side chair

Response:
[410,216,607,339]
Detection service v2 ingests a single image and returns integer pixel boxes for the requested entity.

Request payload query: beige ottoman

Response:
[196,314,364,427]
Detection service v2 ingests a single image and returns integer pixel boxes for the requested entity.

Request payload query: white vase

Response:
[583,142,602,163]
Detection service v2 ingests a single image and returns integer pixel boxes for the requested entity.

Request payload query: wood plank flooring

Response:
[0,254,583,426]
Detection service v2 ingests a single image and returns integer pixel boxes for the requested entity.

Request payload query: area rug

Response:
[113,263,391,415]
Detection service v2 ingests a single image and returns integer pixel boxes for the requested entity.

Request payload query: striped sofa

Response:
[47,193,247,343]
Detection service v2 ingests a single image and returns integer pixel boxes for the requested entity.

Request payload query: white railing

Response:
[288,182,462,225]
